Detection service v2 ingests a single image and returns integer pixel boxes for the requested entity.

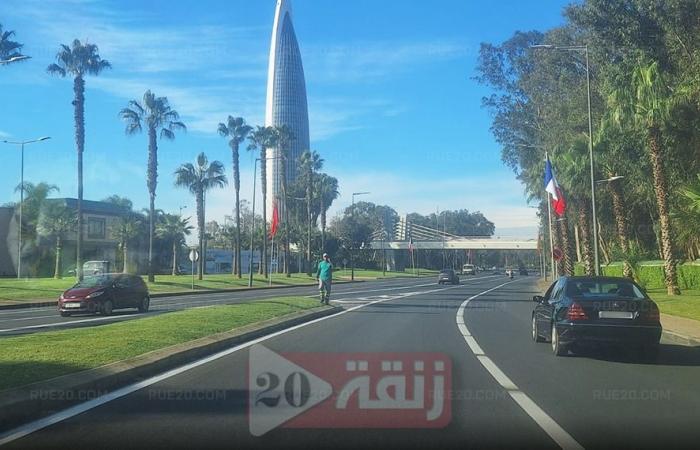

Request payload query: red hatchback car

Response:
[58,273,150,317]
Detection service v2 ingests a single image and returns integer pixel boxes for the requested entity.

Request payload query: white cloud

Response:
[304,40,468,84]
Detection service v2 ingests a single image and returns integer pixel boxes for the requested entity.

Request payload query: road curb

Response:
[0,305,343,431]
[662,329,700,347]
[0,280,363,310]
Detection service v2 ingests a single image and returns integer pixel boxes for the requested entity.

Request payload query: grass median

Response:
[0,296,320,391]
[647,289,700,322]
[0,269,435,305]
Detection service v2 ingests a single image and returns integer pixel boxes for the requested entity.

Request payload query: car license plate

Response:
[64,302,81,308]
[599,311,634,319]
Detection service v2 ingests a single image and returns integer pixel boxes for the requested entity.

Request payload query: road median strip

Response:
[0,297,341,431]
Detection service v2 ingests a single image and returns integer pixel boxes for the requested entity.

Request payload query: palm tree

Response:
[247,126,278,276]
[610,61,682,295]
[559,142,595,276]
[299,150,324,275]
[156,214,194,276]
[38,202,76,279]
[174,153,227,280]
[120,90,186,282]
[47,39,110,280]
[0,24,25,62]
[316,173,339,253]
[111,213,142,274]
[275,125,295,276]
[217,116,252,278]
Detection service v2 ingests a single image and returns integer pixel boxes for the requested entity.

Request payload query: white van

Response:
[462,264,476,275]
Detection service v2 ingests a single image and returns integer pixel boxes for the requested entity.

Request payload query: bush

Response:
[574,261,700,290]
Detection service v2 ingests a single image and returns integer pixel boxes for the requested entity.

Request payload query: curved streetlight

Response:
[0,55,31,65]
[2,136,51,278]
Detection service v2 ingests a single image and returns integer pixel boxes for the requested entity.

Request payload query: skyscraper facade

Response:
[265,0,310,219]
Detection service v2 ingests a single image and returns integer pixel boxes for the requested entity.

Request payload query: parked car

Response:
[438,269,459,285]
[58,273,150,317]
[531,276,662,357]
[519,268,529,276]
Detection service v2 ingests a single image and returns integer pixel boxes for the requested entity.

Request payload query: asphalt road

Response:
[2,274,700,449]
[0,276,442,336]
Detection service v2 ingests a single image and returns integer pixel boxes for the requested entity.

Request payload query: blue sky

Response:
[0,0,570,240]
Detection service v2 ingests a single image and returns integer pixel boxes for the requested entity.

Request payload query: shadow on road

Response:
[571,343,700,367]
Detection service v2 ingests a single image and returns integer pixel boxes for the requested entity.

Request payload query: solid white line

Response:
[0,282,469,446]
[455,280,584,450]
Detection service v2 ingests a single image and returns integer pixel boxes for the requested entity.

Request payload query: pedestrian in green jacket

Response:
[316,253,333,304]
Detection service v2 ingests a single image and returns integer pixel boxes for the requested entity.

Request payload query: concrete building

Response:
[265,0,310,218]
[0,198,131,277]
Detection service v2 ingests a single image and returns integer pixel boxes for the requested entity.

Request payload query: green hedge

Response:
[573,261,700,289]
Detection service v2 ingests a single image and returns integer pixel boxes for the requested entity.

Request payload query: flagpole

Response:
[269,234,274,286]
[545,152,557,281]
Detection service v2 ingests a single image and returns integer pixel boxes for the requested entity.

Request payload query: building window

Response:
[87,217,106,239]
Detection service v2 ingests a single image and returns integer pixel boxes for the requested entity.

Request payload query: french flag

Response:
[544,157,567,216]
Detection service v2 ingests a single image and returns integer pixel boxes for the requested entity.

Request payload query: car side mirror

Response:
[533,295,545,304]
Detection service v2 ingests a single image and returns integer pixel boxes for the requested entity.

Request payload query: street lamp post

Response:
[248,156,283,288]
[531,43,600,275]
[350,191,370,281]
[3,136,51,278]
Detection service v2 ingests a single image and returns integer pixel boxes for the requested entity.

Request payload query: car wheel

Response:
[101,300,113,316]
[532,315,544,342]
[60,311,71,317]
[551,324,568,356]
[138,296,150,313]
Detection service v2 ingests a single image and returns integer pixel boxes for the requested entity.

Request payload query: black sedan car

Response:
[58,273,150,316]
[532,276,662,357]
[438,269,459,285]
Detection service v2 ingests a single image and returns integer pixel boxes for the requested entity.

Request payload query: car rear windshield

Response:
[566,280,645,299]
[73,275,114,289]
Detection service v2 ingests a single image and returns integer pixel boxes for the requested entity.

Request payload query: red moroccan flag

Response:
[270,201,280,238]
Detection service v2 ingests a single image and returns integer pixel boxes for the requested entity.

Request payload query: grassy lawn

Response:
[0,296,320,391]
[0,269,435,305]
[647,288,700,322]
[334,268,438,280]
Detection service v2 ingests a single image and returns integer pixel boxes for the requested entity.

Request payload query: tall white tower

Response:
[264,0,310,219]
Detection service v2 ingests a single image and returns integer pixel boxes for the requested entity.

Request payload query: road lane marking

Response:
[0,280,480,446]
[456,280,584,450]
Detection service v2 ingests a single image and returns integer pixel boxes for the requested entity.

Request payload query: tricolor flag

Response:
[269,201,280,238]
[544,156,567,217]
[408,236,414,254]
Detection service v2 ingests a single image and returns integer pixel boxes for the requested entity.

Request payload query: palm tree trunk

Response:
[578,202,595,276]
[196,191,204,280]
[609,179,634,278]
[172,240,178,276]
[233,142,242,278]
[560,216,574,276]
[147,126,158,282]
[123,241,128,273]
[320,197,326,252]
[54,236,62,279]
[260,148,267,277]
[74,75,85,281]
[306,174,312,276]
[648,127,680,295]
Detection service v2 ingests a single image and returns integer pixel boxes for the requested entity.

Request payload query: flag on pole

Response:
[408,236,414,254]
[269,201,280,238]
[544,156,567,217]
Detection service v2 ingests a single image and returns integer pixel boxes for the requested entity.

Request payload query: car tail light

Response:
[566,302,588,321]
[644,304,660,322]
